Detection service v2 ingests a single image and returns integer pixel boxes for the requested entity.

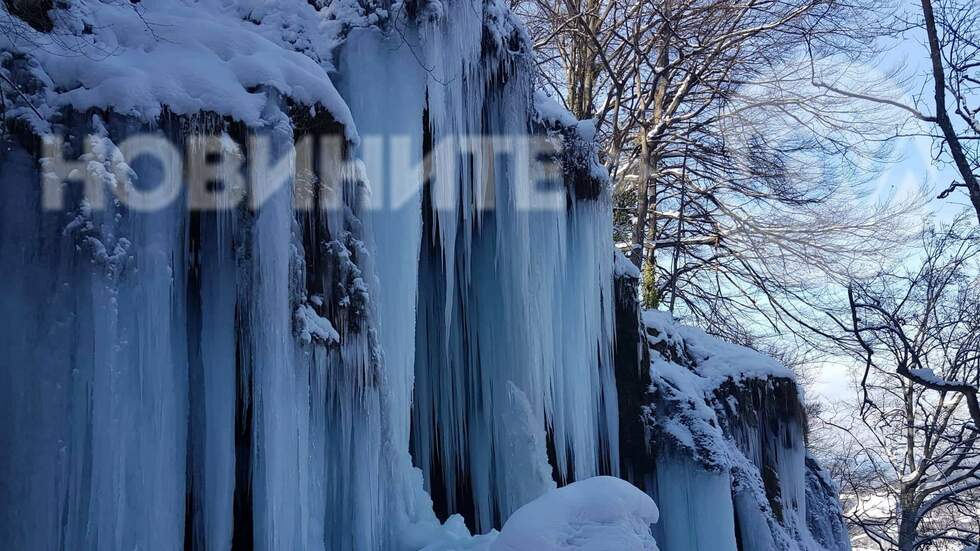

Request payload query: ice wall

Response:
[402,9,619,529]
[0,0,618,549]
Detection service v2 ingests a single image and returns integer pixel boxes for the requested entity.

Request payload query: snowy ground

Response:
[418,476,660,551]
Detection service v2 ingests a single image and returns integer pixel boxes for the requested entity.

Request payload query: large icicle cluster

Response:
[402,10,619,531]
[0,0,620,549]
[338,0,620,535]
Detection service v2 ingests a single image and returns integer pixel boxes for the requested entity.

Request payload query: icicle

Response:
[407,0,620,531]
[1,115,190,550]
[1,1,626,548]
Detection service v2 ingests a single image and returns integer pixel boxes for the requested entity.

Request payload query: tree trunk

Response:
[897,489,919,551]
[897,514,917,551]
[629,32,669,269]
[920,0,980,224]
[630,129,651,268]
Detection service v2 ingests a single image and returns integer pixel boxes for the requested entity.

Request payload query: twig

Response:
[0,72,44,120]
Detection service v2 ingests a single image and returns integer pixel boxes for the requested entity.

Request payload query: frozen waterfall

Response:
[0,1,851,550]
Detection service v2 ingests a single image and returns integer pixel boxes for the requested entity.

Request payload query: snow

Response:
[0,0,847,550]
[1,0,355,134]
[906,367,962,388]
[532,91,608,184]
[295,304,340,345]
[908,367,937,383]
[643,309,794,388]
[492,477,659,551]
[614,249,641,278]
[533,91,578,128]
[638,309,848,551]
[410,477,659,551]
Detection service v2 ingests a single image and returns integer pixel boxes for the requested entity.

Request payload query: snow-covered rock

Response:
[0,0,356,134]
[613,267,851,551]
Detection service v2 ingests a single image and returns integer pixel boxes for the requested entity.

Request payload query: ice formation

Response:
[0,1,850,550]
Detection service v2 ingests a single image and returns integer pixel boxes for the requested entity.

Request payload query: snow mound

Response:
[491,476,659,551]
[409,477,658,551]
[2,0,355,134]
[532,91,578,128]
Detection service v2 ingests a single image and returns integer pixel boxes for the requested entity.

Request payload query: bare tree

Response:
[516,0,915,344]
[817,218,980,551]
[810,0,980,223]
[517,1,980,546]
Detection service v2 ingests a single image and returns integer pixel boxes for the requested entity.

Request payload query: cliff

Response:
[0,1,849,550]
[614,263,851,551]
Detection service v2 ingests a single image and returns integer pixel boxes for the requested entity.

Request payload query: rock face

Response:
[0,1,850,550]
[614,266,852,551]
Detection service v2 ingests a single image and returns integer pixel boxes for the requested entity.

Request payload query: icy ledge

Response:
[611,256,850,551]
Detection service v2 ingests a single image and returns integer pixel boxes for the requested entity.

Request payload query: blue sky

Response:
[808,8,978,401]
